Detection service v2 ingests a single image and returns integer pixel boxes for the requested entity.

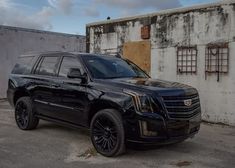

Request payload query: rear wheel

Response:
[90,109,125,157]
[15,97,39,130]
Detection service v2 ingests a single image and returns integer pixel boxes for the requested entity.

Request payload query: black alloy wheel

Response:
[15,100,29,129]
[91,109,125,157]
[15,97,39,130]
[93,115,117,152]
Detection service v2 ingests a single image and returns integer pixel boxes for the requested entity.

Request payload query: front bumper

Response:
[125,112,201,145]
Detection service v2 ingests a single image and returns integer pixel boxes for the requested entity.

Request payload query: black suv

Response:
[7,52,201,157]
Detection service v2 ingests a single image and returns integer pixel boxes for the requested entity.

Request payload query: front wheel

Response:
[90,109,125,157]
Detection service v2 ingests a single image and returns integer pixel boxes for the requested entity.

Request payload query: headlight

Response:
[123,89,159,113]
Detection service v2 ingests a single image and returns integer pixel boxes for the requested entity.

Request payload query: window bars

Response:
[205,43,229,82]
[177,46,197,75]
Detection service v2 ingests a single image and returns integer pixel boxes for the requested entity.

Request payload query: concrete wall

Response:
[0,25,85,98]
[87,1,235,126]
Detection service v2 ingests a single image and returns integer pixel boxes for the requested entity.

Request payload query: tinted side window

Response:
[59,56,84,77]
[35,56,60,76]
[12,56,34,74]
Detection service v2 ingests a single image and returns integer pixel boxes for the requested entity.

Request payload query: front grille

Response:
[162,94,201,119]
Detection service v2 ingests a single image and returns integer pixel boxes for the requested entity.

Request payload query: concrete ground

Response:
[0,100,235,168]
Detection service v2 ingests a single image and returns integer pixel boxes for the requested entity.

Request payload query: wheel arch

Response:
[13,89,30,106]
[87,99,124,126]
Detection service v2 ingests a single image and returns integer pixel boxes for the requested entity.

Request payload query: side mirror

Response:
[67,68,87,83]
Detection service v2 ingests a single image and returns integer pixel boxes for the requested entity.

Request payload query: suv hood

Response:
[95,78,197,96]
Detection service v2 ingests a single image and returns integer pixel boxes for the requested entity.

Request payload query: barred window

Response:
[205,43,229,81]
[177,46,197,75]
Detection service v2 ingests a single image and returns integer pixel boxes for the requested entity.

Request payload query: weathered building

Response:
[86,0,235,125]
[0,25,85,98]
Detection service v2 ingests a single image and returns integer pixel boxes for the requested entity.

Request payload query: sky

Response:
[0,0,220,35]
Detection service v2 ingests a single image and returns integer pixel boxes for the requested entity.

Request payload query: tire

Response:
[90,109,125,157]
[15,97,39,130]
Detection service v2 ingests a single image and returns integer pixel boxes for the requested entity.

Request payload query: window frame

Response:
[205,43,229,73]
[176,46,198,75]
[12,56,35,75]
[205,43,229,81]
[57,55,85,79]
[33,55,62,77]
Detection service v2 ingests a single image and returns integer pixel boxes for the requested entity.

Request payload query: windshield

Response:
[81,55,149,79]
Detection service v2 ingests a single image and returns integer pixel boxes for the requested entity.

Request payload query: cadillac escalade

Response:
[7,52,201,157]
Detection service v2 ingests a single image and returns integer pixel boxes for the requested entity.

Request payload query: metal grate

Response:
[177,46,197,75]
[162,94,201,120]
[205,43,229,82]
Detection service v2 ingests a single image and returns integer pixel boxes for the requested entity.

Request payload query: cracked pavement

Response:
[0,100,235,168]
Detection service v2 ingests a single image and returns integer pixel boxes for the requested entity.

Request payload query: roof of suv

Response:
[20,51,81,57]
[20,51,121,58]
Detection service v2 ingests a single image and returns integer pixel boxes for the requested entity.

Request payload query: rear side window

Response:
[59,56,84,77]
[12,56,34,74]
[35,56,60,76]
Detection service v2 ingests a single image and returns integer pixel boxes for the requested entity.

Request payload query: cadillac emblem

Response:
[184,99,192,106]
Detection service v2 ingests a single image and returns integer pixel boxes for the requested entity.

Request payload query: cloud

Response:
[70,0,182,19]
[48,0,74,15]
[0,0,10,8]
[34,6,54,30]
[83,7,100,17]
[0,0,54,30]
[94,0,182,10]
[92,0,182,17]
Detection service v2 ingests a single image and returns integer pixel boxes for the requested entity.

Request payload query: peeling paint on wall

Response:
[87,2,235,126]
